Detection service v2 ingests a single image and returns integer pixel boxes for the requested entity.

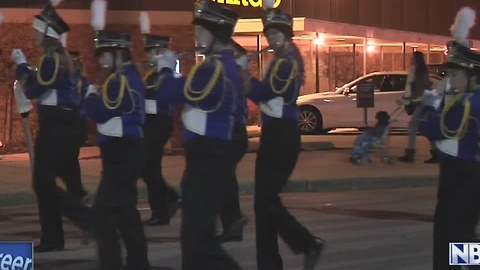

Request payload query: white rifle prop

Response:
[13,80,34,174]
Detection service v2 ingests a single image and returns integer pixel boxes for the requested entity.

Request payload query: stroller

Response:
[349,107,403,165]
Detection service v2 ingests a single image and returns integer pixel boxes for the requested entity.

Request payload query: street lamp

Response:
[366,44,375,53]
[314,33,323,93]
[314,35,324,46]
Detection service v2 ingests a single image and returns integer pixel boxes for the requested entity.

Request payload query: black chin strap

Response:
[111,51,117,74]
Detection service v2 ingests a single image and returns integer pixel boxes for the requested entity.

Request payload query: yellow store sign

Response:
[208,0,282,8]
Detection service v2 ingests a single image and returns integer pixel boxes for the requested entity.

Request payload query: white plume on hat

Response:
[263,0,275,10]
[450,7,476,46]
[49,0,63,6]
[91,0,107,31]
[139,11,150,34]
[60,33,67,47]
[60,33,67,48]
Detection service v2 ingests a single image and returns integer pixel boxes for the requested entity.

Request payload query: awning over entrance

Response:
[235,17,480,49]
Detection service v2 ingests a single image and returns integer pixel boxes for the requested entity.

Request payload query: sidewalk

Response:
[0,134,439,207]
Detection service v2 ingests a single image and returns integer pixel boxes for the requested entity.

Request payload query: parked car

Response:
[296,71,442,134]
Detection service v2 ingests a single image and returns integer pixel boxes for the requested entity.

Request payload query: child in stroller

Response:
[349,111,393,164]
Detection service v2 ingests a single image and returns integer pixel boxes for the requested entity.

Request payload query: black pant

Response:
[254,119,315,270]
[141,114,179,220]
[94,137,149,270]
[220,124,247,230]
[60,118,88,199]
[433,158,480,270]
[181,137,242,270]
[34,112,92,247]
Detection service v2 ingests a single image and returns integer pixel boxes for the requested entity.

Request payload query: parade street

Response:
[0,132,442,269]
[1,188,436,270]
[0,133,439,206]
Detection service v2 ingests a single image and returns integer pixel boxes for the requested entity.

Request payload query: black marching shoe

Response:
[398,149,415,163]
[143,216,170,226]
[217,216,248,243]
[303,237,326,270]
[424,150,439,164]
[34,244,64,253]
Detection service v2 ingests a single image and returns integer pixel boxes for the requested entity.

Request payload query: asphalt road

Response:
[0,188,439,270]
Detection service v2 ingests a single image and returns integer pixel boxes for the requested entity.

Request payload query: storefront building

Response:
[1,0,480,146]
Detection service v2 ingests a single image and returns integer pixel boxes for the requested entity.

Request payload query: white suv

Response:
[296,71,442,134]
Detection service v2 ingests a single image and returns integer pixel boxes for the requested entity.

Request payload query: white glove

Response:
[155,50,178,72]
[423,90,442,110]
[236,55,248,71]
[85,84,98,98]
[11,49,27,65]
[13,80,32,114]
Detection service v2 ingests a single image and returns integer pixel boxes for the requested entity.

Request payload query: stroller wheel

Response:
[355,158,361,165]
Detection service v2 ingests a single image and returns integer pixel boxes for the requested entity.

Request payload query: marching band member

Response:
[216,40,249,243]
[68,50,90,203]
[70,51,89,151]
[418,7,480,270]
[85,1,149,269]
[139,11,180,226]
[154,0,243,268]
[11,2,92,252]
[246,1,325,269]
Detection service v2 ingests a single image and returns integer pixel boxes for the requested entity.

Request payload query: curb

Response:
[0,175,438,208]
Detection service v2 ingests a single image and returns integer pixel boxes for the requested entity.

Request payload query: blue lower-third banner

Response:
[0,242,33,270]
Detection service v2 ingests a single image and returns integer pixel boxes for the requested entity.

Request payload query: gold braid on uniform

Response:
[241,70,251,95]
[77,79,83,95]
[184,57,224,102]
[36,53,60,86]
[269,57,299,95]
[144,68,157,90]
[440,94,471,139]
[101,72,128,110]
[144,68,167,91]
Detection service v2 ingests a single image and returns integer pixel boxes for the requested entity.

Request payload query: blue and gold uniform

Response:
[84,61,145,145]
[140,33,180,226]
[217,40,249,243]
[156,1,242,269]
[418,7,480,270]
[84,30,149,270]
[248,4,325,270]
[69,51,89,124]
[62,50,89,201]
[13,4,92,253]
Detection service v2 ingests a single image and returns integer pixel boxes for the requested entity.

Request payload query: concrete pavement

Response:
[1,188,438,269]
[0,134,439,206]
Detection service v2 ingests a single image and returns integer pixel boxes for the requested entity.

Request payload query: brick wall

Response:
[0,23,194,151]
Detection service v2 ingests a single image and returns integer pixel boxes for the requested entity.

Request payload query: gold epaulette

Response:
[241,71,251,95]
[36,53,60,86]
[101,72,127,110]
[269,56,298,95]
[440,93,471,139]
[183,57,224,102]
[144,68,157,90]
